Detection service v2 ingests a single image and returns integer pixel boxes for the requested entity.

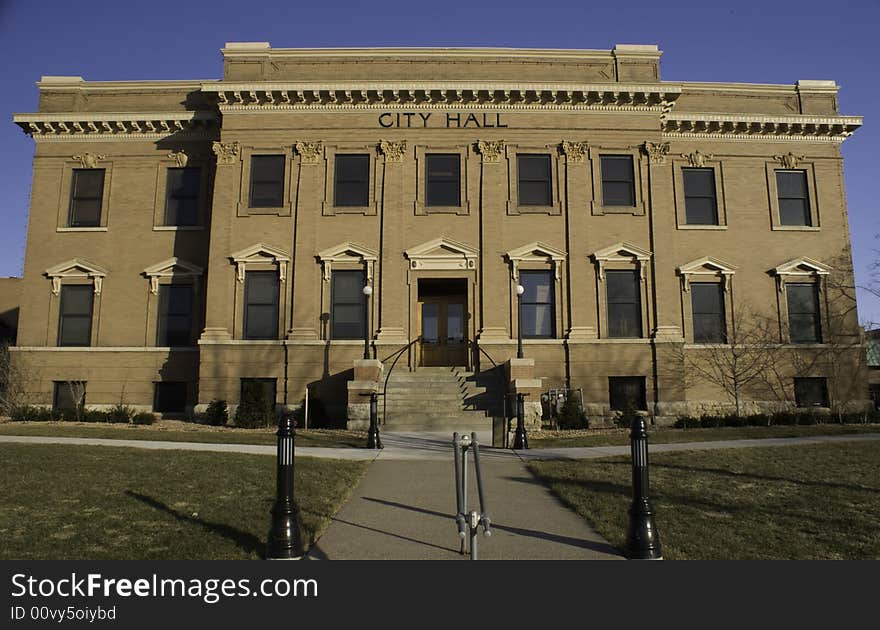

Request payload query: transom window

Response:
[334,155,370,207]
[249,155,285,207]
[243,271,279,340]
[606,270,642,338]
[776,171,811,226]
[426,154,461,206]
[519,270,554,338]
[517,155,552,206]
[794,377,828,408]
[683,168,718,225]
[600,156,635,207]
[331,270,366,339]
[69,169,105,227]
[58,285,94,346]
[165,168,200,226]
[691,283,726,343]
[609,376,647,411]
[157,284,193,346]
[786,283,821,343]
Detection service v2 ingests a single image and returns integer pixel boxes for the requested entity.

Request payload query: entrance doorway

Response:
[418,278,468,367]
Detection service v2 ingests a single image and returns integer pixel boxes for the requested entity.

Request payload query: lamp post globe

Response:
[362,285,373,360]
[515,284,525,359]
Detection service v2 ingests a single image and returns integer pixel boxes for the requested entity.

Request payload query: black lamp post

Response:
[626,415,662,559]
[366,390,382,449]
[267,412,301,559]
[362,284,373,360]
[513,393,528,450]
[515,283,525,359]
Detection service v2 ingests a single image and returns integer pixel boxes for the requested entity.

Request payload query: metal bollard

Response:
[267,412,301,560]
[626,416,662,560]
[513,393,529,450]
[366,391,382,449]
[452,432,491,560]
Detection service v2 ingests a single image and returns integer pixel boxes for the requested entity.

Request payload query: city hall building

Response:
[9,43,869,428]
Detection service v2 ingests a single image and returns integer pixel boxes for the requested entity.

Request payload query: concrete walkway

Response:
[4,430,878,560]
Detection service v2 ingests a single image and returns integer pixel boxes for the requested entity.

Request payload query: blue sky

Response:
[1,0,878,320]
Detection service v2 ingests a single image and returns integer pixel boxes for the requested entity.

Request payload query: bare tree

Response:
[0,342,31,413]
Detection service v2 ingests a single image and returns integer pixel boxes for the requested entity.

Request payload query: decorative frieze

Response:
[295,141,323,164]
[476,140,505,163]
[642,141,670,165]
[663,113,862,143]
[212,141,241,165]
[72,152,105,169]
[379,140,407,162]
[14,111,217,141]
[561,141,589,163]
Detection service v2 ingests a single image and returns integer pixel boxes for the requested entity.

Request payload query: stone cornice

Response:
[202,82,681,111]
[13,111,218,141]
[662,112,862,143]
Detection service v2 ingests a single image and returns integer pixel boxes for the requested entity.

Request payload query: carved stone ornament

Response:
[561,141,589,163]
[774,152,805,169]
[295,141,323,164]
[681,150,713,168]
[379,140,407,162]
[167,150,188,167]
[72,152,105,169]
[643,141,670,165]
[476,140,505,163]
[212,141,241,165]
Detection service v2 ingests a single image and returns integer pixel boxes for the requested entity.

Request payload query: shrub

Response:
[235,391,275,429]
[106,404,135,424]
[204,400,228,427]
[132,412,155,425]
[557,393,589,430]
[614,402,640,429]
[9,405,59,422]
[674,416,700,429]
[82,409,110,423]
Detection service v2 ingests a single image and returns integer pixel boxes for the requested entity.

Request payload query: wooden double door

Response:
[418,290,467,367]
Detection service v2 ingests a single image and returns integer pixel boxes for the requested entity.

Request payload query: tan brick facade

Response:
[10,43,869,424]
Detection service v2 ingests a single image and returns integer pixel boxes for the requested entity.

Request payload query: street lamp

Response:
[362,284,373,360]
[515,283,525,359]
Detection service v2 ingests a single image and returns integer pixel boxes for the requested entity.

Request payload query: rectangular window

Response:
[776,171,811,226]
[331,270,366,339]
[520,270,554,338]
[794,377,828,408]
[249,155,285,207]
[240,378,276,412]
[606,270,642,338]
[334,155,370,207]
[53,381,86,410]
[517,154,552,206]
[154,382,188,413]
[69,169,105,227]
[786,283,821,343]
[683,168,718,225]
[601,155,635,207]
[691,283,726,343]
[164,168,200,226]
[425,154,461,206]
[157,284,193,346]
[58,285,93,346]
[609,376,647,411]
[244,271,279,340]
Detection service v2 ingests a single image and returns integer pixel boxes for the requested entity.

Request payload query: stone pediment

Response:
[505,242,566,280]
[591,242,652,281]
[405,237,477,271]
[773,257,831,276]
[143,257,204,294]
[317,242,378,280]
[677,256,737,291]
[230,243,290,282]
[45,258,108,295]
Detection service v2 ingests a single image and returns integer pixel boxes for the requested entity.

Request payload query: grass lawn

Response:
[0,421,366,448]
[528,441,880,559]
[528,423,880,448]
[0,443,368,560]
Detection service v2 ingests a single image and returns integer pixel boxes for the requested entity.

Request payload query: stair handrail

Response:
[380,337,421,425]
[466,339,511,436]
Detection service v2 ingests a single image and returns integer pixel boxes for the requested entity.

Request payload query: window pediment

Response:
[45,258,107,295]
[505,242,566,280]
[677,256,737,291]
[317,241,378,281]
[772,257,831,292]
[230,243,290,283]
[405,237,477,271]
[143,257,204,294]
[591,242,652,281]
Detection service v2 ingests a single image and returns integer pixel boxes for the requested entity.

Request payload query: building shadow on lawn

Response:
[125,491,269,558]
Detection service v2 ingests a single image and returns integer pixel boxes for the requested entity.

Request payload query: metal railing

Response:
[467,339,512,446]
[379,337,421,425]
[453,431,491,560]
